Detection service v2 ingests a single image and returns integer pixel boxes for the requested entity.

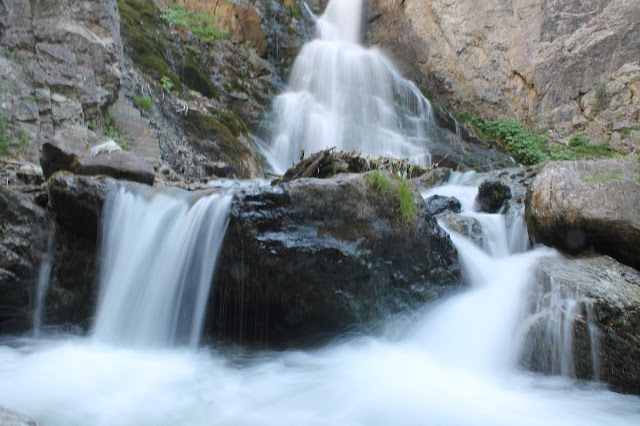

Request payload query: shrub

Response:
[162,2,227,43]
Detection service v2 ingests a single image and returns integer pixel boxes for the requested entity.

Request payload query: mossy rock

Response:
[181,61,218,100]
[118,0,181,88]
[182,110,256,177]
[207,108,248,138]
[475,179,512,213]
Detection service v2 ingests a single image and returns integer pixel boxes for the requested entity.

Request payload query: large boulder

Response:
[40,125,155,185]
[366,0,640,152]
[522,254,640,394]
[526,158,640,269]
[212,173,461,346]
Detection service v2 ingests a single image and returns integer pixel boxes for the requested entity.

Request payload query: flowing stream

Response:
[1,0,639,424]
[0,176,639,425]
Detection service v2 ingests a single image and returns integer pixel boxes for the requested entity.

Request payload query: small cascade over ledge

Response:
[267,0,435,173]
[93,186,232,347]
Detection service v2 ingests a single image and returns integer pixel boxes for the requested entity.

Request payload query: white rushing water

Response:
[267,0,435,173]
[32,230,55,338]
[93,186,232,347]
[0,174,639,425]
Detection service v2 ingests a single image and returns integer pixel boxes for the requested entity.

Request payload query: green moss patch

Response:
[182,111,253,167]
[118,0,181,86]
[180,61,218,99]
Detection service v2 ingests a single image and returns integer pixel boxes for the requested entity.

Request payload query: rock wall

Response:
[0,0,123,160]
[366,0,640,152]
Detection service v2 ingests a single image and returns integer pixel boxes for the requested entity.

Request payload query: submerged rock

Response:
[526,158,640,269]
[523,255,640,394]
[212,173,461,346]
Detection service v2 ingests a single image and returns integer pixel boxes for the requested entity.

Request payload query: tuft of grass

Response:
[162,1,227,43]
[366,170,394,194]
[0,112,10,156]
[367,171,418,224]
[132,96,154,111]
[568,135,614,159]
[397,181,418,224]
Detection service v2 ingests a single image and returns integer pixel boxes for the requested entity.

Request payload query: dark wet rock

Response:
[212,173,461,346]
[425,195,461,216]
[0,407,38,426]
[526,158,640,269]
[46,172,115,240]
[475,179,512,213]
[0,186,54,333]
[411,167,451,189]
[523,255,640,394]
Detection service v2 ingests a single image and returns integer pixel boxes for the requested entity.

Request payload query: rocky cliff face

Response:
[367,0,640,153]
[0,0,123,159]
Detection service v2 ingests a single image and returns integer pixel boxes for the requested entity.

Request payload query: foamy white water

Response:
[93,186,232,347]
[267,0,434,173]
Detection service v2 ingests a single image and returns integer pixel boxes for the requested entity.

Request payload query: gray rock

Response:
[40,125,155,185]
[79,151,155,185]
[212,173,461,346]
[425,195,461,216]
[439,214,484,248]
[526,158,640,269]
[366,0,640,154]
[0,407,38,426]
[523,255,640,394]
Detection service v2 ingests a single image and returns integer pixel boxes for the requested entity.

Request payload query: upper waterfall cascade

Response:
[267,0,436,173]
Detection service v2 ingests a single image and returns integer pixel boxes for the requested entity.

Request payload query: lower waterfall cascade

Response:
[0,174,639,425]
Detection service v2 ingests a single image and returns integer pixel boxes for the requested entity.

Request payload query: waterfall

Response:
[92,186,232,347]
[267,0,435,173]
[420,173,600,378]
[32,230,55,337]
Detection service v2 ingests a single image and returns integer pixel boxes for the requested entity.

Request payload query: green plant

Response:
[283,0,301,18]
[162,2,227,43]
[0,112,9,156]
[161,75,174,92]
[366,170,393,194]
[459,113,617,165]
[397,181,418,224]
[97,114,133,150]
[132,96,154,111]
[0,111,30,156]
[568,135,614,158]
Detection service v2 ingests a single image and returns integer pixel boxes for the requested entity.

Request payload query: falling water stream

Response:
[1,0,639,424]
[267,0,435,173]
